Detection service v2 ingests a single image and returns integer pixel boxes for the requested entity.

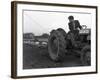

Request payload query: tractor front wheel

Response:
[81,45,91,66]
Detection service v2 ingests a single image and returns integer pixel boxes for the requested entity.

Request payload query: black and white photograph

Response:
[11,1,97,78]
[23,9,91,69]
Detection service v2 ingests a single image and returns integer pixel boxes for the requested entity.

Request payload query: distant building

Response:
[23,33,49,45]
[23,33,35,39]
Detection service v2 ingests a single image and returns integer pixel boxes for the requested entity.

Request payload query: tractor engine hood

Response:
[79,29,91,35]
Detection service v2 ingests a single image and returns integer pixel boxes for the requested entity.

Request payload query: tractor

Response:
[48,25,91,66]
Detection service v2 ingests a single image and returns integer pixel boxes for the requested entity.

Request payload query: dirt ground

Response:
[23,44,83,69]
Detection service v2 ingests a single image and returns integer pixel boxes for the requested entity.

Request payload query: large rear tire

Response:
[57,28,67,37]
[48,29,66,61]
[81,45,91,66]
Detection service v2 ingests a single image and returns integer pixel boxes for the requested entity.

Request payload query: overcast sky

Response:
[23,10,91,36]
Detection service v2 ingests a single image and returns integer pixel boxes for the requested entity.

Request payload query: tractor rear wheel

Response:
[57,28,67,37]
[48,29,66,61]
[81,45,91,66]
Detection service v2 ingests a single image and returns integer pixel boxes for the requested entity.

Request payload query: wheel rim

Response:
[51,37,59,56]
[49,36,59,60]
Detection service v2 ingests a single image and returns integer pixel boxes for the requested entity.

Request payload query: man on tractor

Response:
[67,15,82,47]
[48,15,91,65]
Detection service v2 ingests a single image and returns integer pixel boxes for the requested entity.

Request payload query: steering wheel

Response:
[82,25,87,29]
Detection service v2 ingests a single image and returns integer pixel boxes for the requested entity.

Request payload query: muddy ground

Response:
[23,44,83,69]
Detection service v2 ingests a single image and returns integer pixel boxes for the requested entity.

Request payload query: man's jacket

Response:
[68,20,82,31]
